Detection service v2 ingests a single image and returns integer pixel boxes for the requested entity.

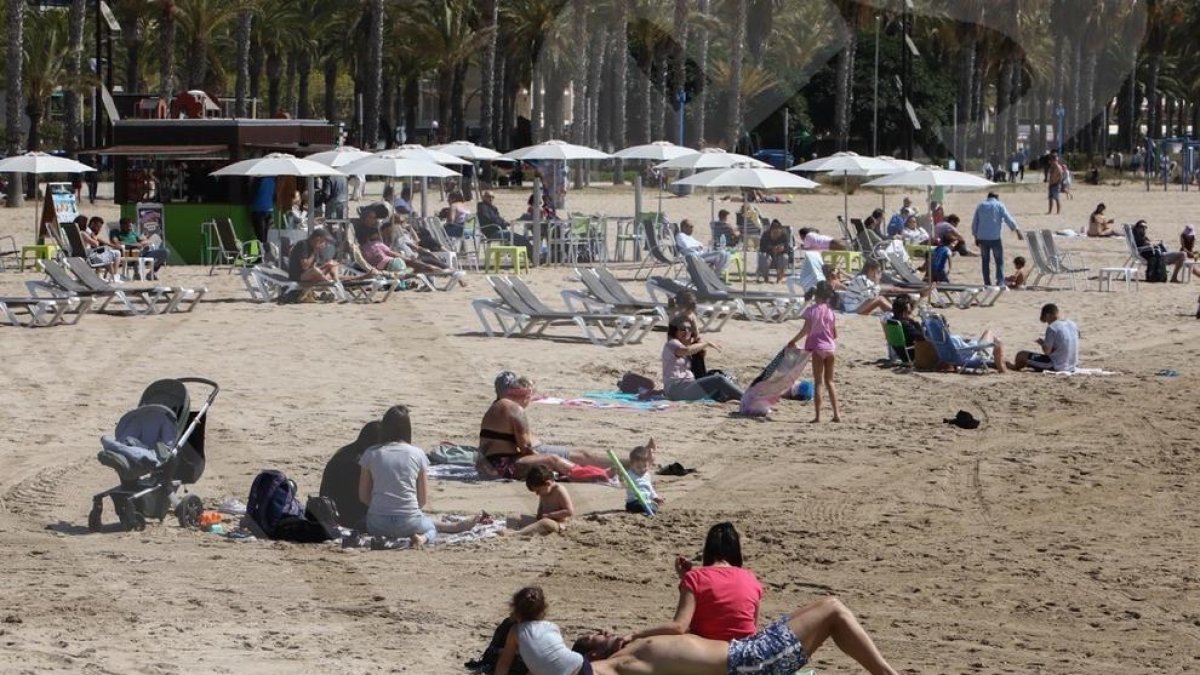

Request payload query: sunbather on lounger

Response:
[289,228,341,283]
[478,372,613,479]
[572,595,900,675]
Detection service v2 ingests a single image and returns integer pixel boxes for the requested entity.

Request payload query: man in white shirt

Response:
[1010,303,1080,373]
[674,219,730,274]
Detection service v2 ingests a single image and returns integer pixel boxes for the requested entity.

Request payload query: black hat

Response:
[944,410,980,430]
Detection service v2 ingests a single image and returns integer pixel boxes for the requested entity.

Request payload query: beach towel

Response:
[340,520,508,551]
[429,443,479,466]
[740,347,811,417]
[534,392,675,412]
[1045,368,1120,377]
[428,464,484,481]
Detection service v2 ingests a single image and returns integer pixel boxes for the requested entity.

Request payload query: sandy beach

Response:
[1,178,1197,674]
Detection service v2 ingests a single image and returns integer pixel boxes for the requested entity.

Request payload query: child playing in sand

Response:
[494,586,586,675]
[507,466,574,536]
[1005,256,1029,289]
[788,281,840,423]
[626,440,665,515]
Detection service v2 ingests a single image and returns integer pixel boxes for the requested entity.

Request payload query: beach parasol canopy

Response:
[430,140,504,161]
[339,155,462,179]
[0,151,96,175]
[304,147,372,168]
[500,139,612,161]
[654,147,770,171]
[874,156,923,172]
[862,166,994,189]
[788,152,900,228]
[674,165,819,190]
[613,141,696,161]
[210,153,345,177]
[381,144,471,166]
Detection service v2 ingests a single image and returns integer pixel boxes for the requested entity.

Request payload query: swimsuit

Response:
[725,616,808,675]
[480,428,522,479]
[480,428,518,444]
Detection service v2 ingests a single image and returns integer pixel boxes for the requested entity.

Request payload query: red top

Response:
[680,566,763,641]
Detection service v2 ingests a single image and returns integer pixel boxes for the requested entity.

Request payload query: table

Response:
[120,256,154,281]
[1097,267,1138,292]
[486,246,529,275]
[20,244,59,271]
[820,250,864,274]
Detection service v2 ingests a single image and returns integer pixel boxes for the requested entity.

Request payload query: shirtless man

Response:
[477,371,614,479]
[574,596,899,675]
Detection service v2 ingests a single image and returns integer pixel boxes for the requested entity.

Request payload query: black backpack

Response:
[242,469,304,538]
[464,617,528,674]
[1145,248,1168,283]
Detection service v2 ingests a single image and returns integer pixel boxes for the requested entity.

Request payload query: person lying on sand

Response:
[506,466,574,536]
[478,371,615,480]
[572,595,900,675]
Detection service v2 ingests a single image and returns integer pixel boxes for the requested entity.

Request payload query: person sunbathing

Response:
[572,595,900,675]
[1087,203,1120,237]
[477,371,614,480]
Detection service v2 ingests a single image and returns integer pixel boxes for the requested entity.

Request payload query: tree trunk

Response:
[1070,35,1083,151]
[124,24,144,92]
[612,0,628,183]
[451,65,467,140]
[403,76,419,144]
[650,62,664,142]
[297,50,312,119]
[995,60,1010,158]
[160,1,177,100]
[587,25,607,148]
[834,38,856,151]
[5,0,25,206]
[266,48,282,115]
[26,103,43,153]
[363,0,384,148]
[436,68,453,137]
[1009,57,1022,158]
[971,42,984,158]
[250,38,262,102]
[380,69,394,145]
[481,0,499,148]
[495,54,509,149]
[957,30,975,162]
[669,0,688,144]
[235,10,252,117]
[638,61,652,144]
[692,0,709,146]
[284,53,297,116]
[572,0,589,147]
[66,0,86,156]
[324,58,338,122]
[726,0,747,150]
[188,36,208,89]
[1083,51,1098,157]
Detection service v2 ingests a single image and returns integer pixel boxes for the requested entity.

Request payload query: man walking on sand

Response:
[970,192,1023,287]
[1046,151,1066,214]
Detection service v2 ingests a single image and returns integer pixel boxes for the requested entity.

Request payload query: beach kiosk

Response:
[99,118,336,264]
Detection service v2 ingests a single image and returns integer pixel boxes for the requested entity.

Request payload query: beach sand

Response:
[0,178,1197,674]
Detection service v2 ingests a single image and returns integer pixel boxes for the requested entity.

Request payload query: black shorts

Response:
[1026,354,1056,371]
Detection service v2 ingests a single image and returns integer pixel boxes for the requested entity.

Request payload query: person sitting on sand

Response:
[478,372,613,479]
[357,406,485,548]
[1005,256,1029,289]
[625,522,762,644]
[662,319,743,402]
[1087,203,1120,237]
[506,466,575,537]
[669,291,713,379]
[1009,303,1079,374]
[934,215,974,256]
[624,441,664,516]
[495,586,590,675]
[571,596,900,675]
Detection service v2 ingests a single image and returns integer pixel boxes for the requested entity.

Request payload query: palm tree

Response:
[112,0,157,93]
[159,0,180,99]
[176,0,241,89]
[726,0,747,149]
[5,0,25,206]
[612,0,628,181]
[23,11,73,152]
[480,0,500,147]
[235,2,254,117]
[690,0,709,146]
[66,0,86,156]
[364,0,384,147]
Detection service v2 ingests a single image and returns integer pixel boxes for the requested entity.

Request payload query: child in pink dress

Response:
[788,282,841,422]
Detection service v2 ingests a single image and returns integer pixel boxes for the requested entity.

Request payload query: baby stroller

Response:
[88,378,219,532]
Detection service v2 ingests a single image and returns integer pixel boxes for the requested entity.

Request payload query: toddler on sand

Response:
[625,440,665,516]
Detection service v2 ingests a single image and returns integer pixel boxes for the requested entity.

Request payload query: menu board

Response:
[135,202,165,248]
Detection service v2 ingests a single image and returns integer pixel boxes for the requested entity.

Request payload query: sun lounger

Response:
[27,258,194,315]
[247,265,363,304]
[64,257,205,313]
[562,268,668,321]
[642,274,737,333]
[683,254,804,322]
[472,276,655,346]
[508,276,659,343]
[0,295,92,327]
[882,251,1004,308]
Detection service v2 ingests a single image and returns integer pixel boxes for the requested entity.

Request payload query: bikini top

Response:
[480,427,518,444]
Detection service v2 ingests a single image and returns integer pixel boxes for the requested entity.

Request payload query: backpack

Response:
[243,469,304,538]
[1145,247,1168,283]
[618,371,656,395]
[464,617,528,674]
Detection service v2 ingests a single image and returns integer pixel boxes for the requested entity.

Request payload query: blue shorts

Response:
[1049,183,1061,200]
[365,512,437,543]
[726,615,809,675]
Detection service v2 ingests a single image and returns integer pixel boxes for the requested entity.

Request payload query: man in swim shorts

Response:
[573,596,899,675]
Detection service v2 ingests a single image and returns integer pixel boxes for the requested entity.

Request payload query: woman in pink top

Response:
[624,522,763,644]
[788,281,841,422]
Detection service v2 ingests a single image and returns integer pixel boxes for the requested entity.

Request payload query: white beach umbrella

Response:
[675,164,819,292]
[381,144,471,166]
[211,153,345,232]
[788,152,900,229]
[874,156,923,172]
[654,147,770,171]
[431,140,504,161]
[862,166,994,189]
[304,146,372,168]
[501,139,612,162]
[0,152,96,242]
[340,155,461,179]
[614,142,697,222]
[210,153,345,177]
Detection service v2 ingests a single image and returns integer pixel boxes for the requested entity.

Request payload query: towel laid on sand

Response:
[341,521,508,551]
[534,392,674,412]
[1045,368,1120,377]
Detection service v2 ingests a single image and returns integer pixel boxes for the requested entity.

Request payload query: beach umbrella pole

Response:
[420,177,428,218]
[532,176,542,267]
[633,174,643,220]
[306,176,316,233]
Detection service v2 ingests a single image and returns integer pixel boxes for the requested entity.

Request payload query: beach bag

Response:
[465,617,528,675]
[243,469,303,538]
[1145,247,1168,283]
[618,371,656,395]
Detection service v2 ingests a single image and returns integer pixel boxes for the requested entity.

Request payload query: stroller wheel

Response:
[175,495,203,528]
[118,500,146,532]
[87,504,103,532]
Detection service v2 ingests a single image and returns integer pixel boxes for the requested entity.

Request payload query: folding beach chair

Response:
[632,214,682,281]
[1038,230,1088,290]
[923,314,995,374]
[209,217,263,275]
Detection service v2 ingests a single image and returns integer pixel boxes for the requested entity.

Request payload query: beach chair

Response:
[0,235,18,271]
[59,224,113,276]
[1025,235,1067,290]
[508,276,659,341]
[562,268,668,322]
[923,314,994,374]
[632,214,682,281]
[1038,230,1088,290]
[0,295,92,327]
[420,217,460,270]
[683,254,804,323]
[1121,223,1149,274]
[209,217,263,275]
[786,251,827,297]
[882,319,914,366]
[64,257,206,314]
[472,276,653,346]
[246,266,347,303]
[882,251,998,308]
[27,258,161,315]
